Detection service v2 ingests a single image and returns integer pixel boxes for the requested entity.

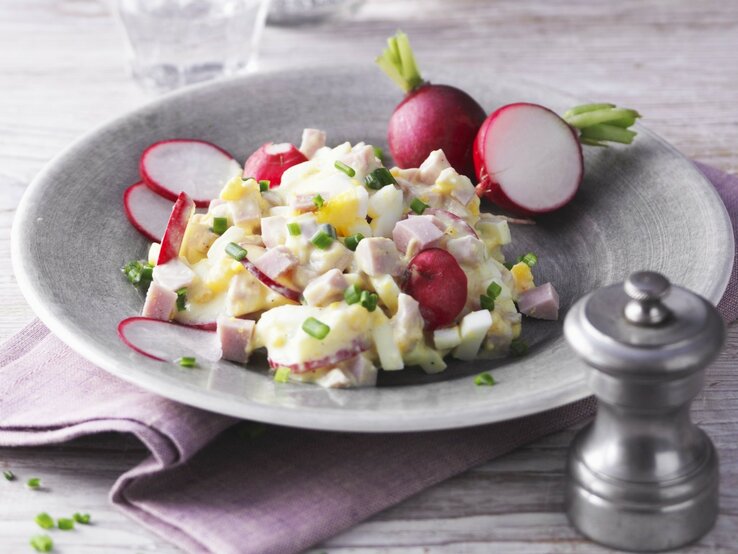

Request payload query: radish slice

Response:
[158,192,195,265]
[242,258,301,303]
[425,208,478,238]
[268,338,370,373]
[242,142,308,187]
[474,103,583,216]
[140,139,242,207]
[123,182,174,242]
[118,317,222,362]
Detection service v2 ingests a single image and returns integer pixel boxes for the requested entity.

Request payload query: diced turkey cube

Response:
[152,258,196,291]
[302,268,348,306]
[253,246,297,280]
[453,310,493,361]
[260,215,287,249]
[419,149,452,184]
[392,215,444,255]
[517,282,560,320]
[217,316,255,364]
[142,282,177,321]
[299,128,327,159]
[434,325,462,350]
[355,237,403,276]
[446,235,485,265]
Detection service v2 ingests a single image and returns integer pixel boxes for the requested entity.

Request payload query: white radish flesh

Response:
[117,317,222,362]
[123,182,174,242]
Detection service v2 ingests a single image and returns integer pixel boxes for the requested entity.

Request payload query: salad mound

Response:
[122,129,559,388]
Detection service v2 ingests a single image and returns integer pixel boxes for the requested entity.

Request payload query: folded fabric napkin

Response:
[1,163,736,554]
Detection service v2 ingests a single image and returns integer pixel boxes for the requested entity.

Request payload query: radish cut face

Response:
[123,182,174,242]
[475,103,583,215]
[140,139,242,207]
[118,317,222,362]
[242,142,308,187]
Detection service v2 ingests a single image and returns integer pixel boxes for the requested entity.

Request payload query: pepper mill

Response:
[564,271,724,552]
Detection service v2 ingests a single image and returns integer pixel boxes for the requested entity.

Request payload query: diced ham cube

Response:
[354,237,403,276]
[260,215,287,249]
[302,268,348,306]
[299,128,327,159]
[392,215,444,255]
[252,246,298,280]
[418,150,451,184]
[142,282,177,321]
[152,258,195,291]
[446,235,485,265]
[217,315,255,364]
[517,282,560,320]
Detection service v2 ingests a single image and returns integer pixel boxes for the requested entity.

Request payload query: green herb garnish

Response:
[410,198,428,215]
[510,338,529,357]
[364,167,397,190]
[313,194,325,209]
[518,252,538,267]
[334,160,356,177]
[480,295,495,311]
[274,367,291,383]
[73,513,91,525]
[35,513,54,530]
[360,290,378,312]
[211,216,228,235]
[311,225,336,250]
[225,242,248,261]
[503,262,514,270]
[30,535,53,552]
[474,373,496,386]
[302,317,330,340]
[175,288,187,312]
[344,233,364,251]
[344,284,362,305]
[176,356,197,368]
[27,478,41,489]
[3,470,14,481]
[57,518,74,531]
[487,281,502,298]
[259,179,270,192]
[122,260,154,288]
[373,146,384,160]
[286,222,301,236]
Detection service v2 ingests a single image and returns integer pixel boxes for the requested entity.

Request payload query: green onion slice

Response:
[410,198,429,215]
[510,338,529,357]
[518,252,538,267]
[35,513,54,530]
[480,295,495,311]
[344,284,362,305]
[313,194,324,209]
[344,233,364,251]
[3,470,14,481]
[30,535,53,553]
[259,179,270,192]
[225,242,248,261]
[286,222,301,236]
[274,367,291,383]
[211,216,228,235]
[26,478,41,489]
[57,518,74,531]
[73,513,91,525]
[176,288,187,312]
[373,146,384,160]
[177,356,197,368]
[364,167,397,190]
[487,281,502,299]
[360,290,378,312]
[302,317,330,340]
[311,226,336,250]
[474,372,496,386]
[334,160,356,177]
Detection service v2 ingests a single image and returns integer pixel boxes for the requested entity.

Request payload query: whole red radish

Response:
[243,142,308,187]
[403,248,467,330]
[376,32,486,178]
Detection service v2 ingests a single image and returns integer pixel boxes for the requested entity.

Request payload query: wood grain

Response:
[1,0,737,552]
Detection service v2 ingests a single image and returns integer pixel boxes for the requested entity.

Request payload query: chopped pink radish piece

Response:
[157,192,195,265]
[242,142,308,187]
[474,103,583,216]
[241,259,301,303]
[425,208,478,238]
[268,338,370,373]
[118,317,222,362]
[123,182,174,242]
[140,139,242,207]
[517,282,560,320]
[217,316,255,364]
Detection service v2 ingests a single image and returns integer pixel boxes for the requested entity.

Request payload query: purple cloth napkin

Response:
[1,164,736,554]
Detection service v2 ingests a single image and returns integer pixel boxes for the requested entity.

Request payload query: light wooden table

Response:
[1,0,737,552]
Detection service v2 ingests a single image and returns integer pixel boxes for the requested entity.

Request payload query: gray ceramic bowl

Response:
[12,66,733,432]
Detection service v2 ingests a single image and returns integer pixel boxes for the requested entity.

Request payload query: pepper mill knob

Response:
[564,271,724,552]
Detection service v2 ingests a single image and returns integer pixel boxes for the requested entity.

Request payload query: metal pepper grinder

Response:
[564,271,724,551]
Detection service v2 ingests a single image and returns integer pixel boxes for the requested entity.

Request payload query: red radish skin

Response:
[123,182,175,242]
[403,248,468,329]
[140,139,242,207]
[241,258,302,303]
[389,84,486,178]
[425,208,479,238]
[157,192,195,265]
[117,317,221,362]
[474,103,584,216]
[268,338,370,374]
[242,142,308,187]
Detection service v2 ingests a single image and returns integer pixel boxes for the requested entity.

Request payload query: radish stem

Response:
[376,31,424,93]
[580,124,637,144]
[564,103,641,146]
[562,103,615,118]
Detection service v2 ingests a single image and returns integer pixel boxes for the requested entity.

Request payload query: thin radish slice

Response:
[123,182,174,242]
[425,208,478,238]
[242,259,301,303]
[140,139,242,207]
[242,142,308,187]
[158,192,195,265]
[118,317,222,362]
[268,338,370,374]
[474,103,583,216]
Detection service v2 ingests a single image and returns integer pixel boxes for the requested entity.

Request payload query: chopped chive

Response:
[286,222,301,236]
[410,198,429,215]
[480,295,495,311]
[487,281,502,299]
[73,513,91,525]
[3,470,14,481]
[503,262,514,270]
[313,194,325,209]
[373,146,384,160]
[344,284,362,305]
[302,317,330,340]
[344,233,365,251]
[274,367,291,383]
[334,160,356,177]
[57,518,74,531]
[35,513,54,530]
[319,223,337,239]
[175,288,187,312]
[27,478,41,489]
[259,179,270,192]
[360,290,378,312]
[474,372,496,386]
[30,535,53,552]
[225,242,248,261]
[122,260,154,288]
[364,167,397,190]
[518,252,538,267]
[211,216,228,235]
[177,356,197,368]
[311,226,335,250]
[510,338,529,357]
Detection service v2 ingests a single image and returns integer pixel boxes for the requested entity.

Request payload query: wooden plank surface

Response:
[1,0,737,552]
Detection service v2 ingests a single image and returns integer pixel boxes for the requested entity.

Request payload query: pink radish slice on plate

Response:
[242,259,302,303]
[140,139,242,207]
[268,338,370,374]
[242,142,308,187]
[123,182,174,242]
[157,192,195,265]
[118,317,222,362]
[474,102,583,216]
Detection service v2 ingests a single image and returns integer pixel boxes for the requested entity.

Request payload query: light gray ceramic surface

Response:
[11,66,734,432]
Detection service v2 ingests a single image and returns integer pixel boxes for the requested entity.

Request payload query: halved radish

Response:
[425,208,478,238]
[118,317,221,362]
[123,182,174,242]
[157,192,195,265]
[474,103,583,216]
[268,338,369,373]
[403,248,467,330]
[242,258,301,303]
[242,142,308,187]
[140,139,242,207]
